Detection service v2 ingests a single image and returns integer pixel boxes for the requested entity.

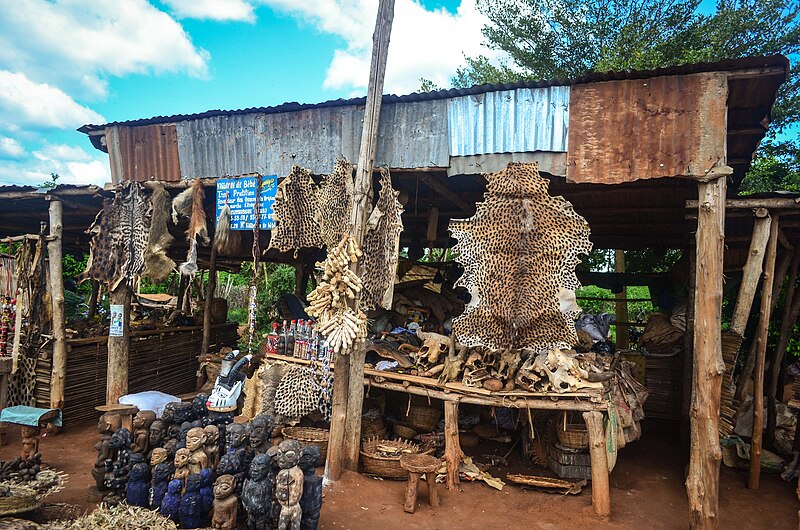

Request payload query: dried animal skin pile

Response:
[171,179,209,276]
[43,502,178,530]
[360,168,403,310]
[307,237,367,354]
[82,182,153,290]
[449,162,592,353]
[269,165,323,252]
[316,158,354,249]
[258,361,290,417]
[141,183,175,282]
[273,365,320,420]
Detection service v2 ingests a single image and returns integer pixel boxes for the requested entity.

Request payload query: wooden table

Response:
[265,353,613,517]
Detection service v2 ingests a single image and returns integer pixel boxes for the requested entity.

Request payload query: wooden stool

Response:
[95,404,139,432]
[399,453,440,514]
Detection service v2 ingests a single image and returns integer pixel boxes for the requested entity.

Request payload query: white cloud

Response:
[164,0,256,22]
[0,0,209,99]
[256,0,503,95]
[0,142,110,187]
[0,71,105,131]
[0,137,24,159]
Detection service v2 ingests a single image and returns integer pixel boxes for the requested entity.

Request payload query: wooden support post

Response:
[201,244,218,358]
[729,211,771,336]
[583,411,611,517]
[686,178,726,529]
[681,244,696,446]
[106,283,131,405]
[766,249,800,448]
[47,200,67,411]
[444,400,462,490]
[327,0,395,477]
[748,215,779,490]
[614,250,629,350]
[87,280,100,320]
[324,352,350,481]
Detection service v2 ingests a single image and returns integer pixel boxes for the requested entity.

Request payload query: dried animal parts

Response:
[316,158,354,249]
[82,182,153,289]
[269,165,323,252]
[307,236,367,355]
[516,349,605,393]
[449,162,592,354]
[360,168,404,310]
[274,365,320,420]
[142,183,176,282]
[462,348,522,390]
[172,179,209,276]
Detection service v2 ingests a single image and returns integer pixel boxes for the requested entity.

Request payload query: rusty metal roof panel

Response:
[115,124,181,182]
[447,86,569,156]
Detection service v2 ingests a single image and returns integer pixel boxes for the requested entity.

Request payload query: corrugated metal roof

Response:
[78,55,788,133]
[448,86,569,156]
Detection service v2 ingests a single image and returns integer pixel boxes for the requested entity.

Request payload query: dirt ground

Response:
[0,420,795,529]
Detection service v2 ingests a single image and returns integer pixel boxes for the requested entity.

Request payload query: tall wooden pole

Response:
[614,250,629,350]
[584,410,611,517]
[748,214,779,489]
[87,280,100,320]
[201,244,218,358]
[47,200,67,411]
[729,210,771,337]
[106,283,131,405]
[686,177,726,529]
[325,0,395,479]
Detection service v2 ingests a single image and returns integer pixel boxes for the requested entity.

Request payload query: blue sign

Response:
[216,176,278,230]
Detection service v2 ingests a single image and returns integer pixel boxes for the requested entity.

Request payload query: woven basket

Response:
[361,416,387,440]
[282,427,329,461]
[360,437,424,479]
[0,484,40,516]
[557,423,589,450]
[210,298,228,324]
[393,422,417,440]
[405,405,442,432]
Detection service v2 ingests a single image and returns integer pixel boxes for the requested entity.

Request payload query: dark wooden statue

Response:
[93,412,121,490]
[275,439,304,530]
[248,413,275,455]
[211,474,238,530]
[200,468,214,525]
[150,461,172,510]
[299,445,323,530]
[227,422,253,470]
[163,402,194,425]
[126,461,151,507]
[104,427,133,500]
[180,473,204,529]
[131,410,156,454]
[242,453,272,530]
[160,478,182,521]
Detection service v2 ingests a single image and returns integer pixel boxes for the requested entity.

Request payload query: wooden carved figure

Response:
[131,410,156,454]
[180,473,204,529]
[211,474,238,530]
[248,413,275,455]
[242,453,272,530]
[163,423,180,457]
[173,447,191,489]
[150,447,168,468]
[299,445,323,530]
[93,412,121,490]
[177,421,193,450]
[204,424,221,469]
[150,461,172,510]
[227,422,253,470]
[267,445,282,523]
[163,402,194,426]
[192,394,210,424]
[126,461,151,507]
[199,468,215,525]
[186,427,209,474]
[160,479,182,521]
[20,425,39,460]
[275,439,304,530]
[104,428,133,498]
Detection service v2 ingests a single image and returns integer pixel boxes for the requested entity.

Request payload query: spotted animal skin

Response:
[269,166,323,252]
[448,162,592,353]
[316,158,354,250]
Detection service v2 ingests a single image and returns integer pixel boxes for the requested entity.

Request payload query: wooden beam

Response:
[584,411,611,517]
[725,66,787,79]
[778,229,794,250]
[729,214,771,336]
[748,215,779,489]
[686,198,800,210]
[417,174,474,213]
[686,177,726,529]
[727,127,767,136]
[614,250,629,350]
[47,201,67,412]
[444,400,462,490]
[106,283,131,405]
[201,244,219,358]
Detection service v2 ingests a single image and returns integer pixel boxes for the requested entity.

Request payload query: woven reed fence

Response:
[35,323,239,425]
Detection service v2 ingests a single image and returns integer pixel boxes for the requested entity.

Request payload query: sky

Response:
[0,0,502,187]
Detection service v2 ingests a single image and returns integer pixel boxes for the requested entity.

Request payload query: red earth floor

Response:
[0,419,795,529]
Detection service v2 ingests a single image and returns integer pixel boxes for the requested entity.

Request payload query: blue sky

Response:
[0,0,491,186]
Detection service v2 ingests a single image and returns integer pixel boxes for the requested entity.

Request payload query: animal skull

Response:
[462,348,495,387]
[415,330,450,365]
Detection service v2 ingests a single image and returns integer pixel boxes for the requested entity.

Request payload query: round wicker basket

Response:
[0,484,40,517]
[282,427,329,461]
[404,405,442,432]
[360,437,425,479]
[557,423,589,450]
[393,423,417,440]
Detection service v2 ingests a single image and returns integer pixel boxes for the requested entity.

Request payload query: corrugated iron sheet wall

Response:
[447,86,570,156]
[567,73,729,184]
[114,124,181,182]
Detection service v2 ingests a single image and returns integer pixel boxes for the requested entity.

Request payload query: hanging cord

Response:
[246,176,263,356]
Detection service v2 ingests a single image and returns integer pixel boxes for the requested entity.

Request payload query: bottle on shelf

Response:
[266,322,280,354]
[277,320,288,355]
[286,320,297,358]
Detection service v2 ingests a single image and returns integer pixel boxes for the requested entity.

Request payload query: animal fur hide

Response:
[315,158,354,249]
[448,162,592,353]
[171,179,208,276]
[142,183,175,282]
[268,166,323,252]
[81,182,153,290]
[213,204,238,255]
[360,168,403,310]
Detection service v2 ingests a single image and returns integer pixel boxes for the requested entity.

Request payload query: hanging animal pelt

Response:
[360,168,404,310]
[268,165,323,252]
[81,182,153,290]
[213,203,240,255]
[315,158,354,249]
[142,183,175,282]
[172,179,209,276]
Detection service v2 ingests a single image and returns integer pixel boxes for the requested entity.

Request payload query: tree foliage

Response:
[458,0,800,192]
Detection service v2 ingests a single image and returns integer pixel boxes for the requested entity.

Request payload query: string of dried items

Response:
[171,179,209,276]
[306,236,367,355]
